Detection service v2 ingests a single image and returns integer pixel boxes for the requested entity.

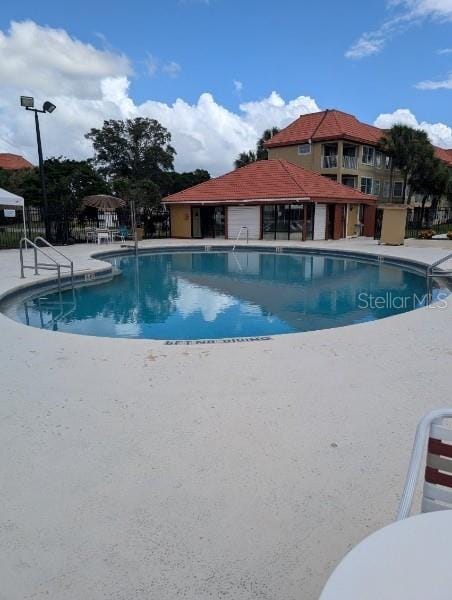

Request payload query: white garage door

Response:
[227,206,260,240]
[313,204,327,240]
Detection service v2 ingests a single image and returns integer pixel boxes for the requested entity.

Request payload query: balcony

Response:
[322,155,338,169]
[342,155,358,170]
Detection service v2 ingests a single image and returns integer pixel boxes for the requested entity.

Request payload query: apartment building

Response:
[265,109,452,207]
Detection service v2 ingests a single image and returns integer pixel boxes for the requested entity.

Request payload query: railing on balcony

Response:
[342,155,358,170]
[322,155,338,169]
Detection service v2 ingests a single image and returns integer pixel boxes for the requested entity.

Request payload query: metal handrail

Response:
[34,236,74,287]
[342,155,358,170]
[427,252,452,276]
[24,290,76,329]
[321,155,338,169]
[232,226,249,251]
[19,237,74,298]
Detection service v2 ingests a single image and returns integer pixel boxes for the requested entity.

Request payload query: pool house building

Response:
[165,159,377,241]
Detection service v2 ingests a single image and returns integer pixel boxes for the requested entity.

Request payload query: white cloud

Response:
[437,47,452,53]
[393,0,452,19]
[145,55,181,79]
[346,0,452,59]
[345,36,386,59]
[415,72,452,88]
[175,279,237,322]
[0,21,321,175]
[374,108,452,147]
[146,53,159,77]
[0,20,131,98]
[162,61,181,78]
[233,80,243,93]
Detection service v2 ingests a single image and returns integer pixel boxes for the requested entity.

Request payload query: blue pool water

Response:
[8,251,449,340]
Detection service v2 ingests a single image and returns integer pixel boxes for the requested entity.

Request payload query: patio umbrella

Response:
[81,194,126,210]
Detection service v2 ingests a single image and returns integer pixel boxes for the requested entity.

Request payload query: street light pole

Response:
[20,97,56,242]
[32,108,50,240]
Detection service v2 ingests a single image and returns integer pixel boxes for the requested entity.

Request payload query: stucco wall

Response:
[267,144,321,173]
[268,141,398,200]
[346,204,359,236]
[170,205,192,238]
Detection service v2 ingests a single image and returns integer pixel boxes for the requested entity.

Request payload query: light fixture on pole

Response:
[20,96,56,241]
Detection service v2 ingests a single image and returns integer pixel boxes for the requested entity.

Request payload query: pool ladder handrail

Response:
[24,291,77,330]
[19,236,74,296]
[426,252,452,277]
[232,226,249,251]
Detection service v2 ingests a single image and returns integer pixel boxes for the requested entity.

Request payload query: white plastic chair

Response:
[97,231,110,245]
[397,409,452,520]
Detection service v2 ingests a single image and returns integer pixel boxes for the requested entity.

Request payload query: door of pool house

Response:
[262,203,314,240]
[191,206,225,238]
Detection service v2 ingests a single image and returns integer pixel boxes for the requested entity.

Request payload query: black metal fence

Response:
[405,207,452,239]
[0,205,170,249]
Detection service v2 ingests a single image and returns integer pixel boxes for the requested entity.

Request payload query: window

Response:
[362,146,375,165]
[298,143,311,155]
[383,181,390,198]
[275,205,290,240]
[262,204,311,240]
[373,180,381,196]
[342,175,357,188]
[360,177,373,194]
[214,207,225,238]
[358,204,365,223]
[393,181,403,198]
[375,152,382,169]
[263,205,276,240]
[289,205,304,240]
[385,156,391,169]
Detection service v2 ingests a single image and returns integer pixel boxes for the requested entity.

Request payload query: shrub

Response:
[418,229,436,239]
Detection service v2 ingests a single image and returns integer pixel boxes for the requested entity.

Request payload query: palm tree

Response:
[409,156,450,225]
[234,127,280,169]
[256,127,280,160]
[234,151,257,169]
[379,125,434,203]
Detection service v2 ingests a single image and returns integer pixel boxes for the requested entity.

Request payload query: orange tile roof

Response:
[0,153,34,170]
[266,109,452,168]
[265,109,383,148]
[164,159,376,205]
[434,146,452,167]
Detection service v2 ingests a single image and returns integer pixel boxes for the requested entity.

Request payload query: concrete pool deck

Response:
[1,237,452,600]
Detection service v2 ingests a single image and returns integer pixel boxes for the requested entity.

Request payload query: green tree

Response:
[0,168,11,189]
[85,117,176,184]
[256,127,280,160]
[0,159,109,209]
[379,125,434,203]
[44,158,111,210]
[234,150,257,169]
[234,127,280,169]
[112,177,161,211]
[0,166,40,204]
[410,156,450,225]
[163,169,210,196]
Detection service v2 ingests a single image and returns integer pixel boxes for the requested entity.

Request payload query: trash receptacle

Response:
[379,205,407,245]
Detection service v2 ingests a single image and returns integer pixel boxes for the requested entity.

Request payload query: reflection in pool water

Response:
[9,251,449,340]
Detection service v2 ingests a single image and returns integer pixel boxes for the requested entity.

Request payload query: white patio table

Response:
[319,510,452,600]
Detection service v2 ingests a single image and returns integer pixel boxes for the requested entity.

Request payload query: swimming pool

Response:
[5,249,450,340]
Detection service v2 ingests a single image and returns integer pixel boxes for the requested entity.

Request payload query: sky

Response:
[1,0,452,175]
